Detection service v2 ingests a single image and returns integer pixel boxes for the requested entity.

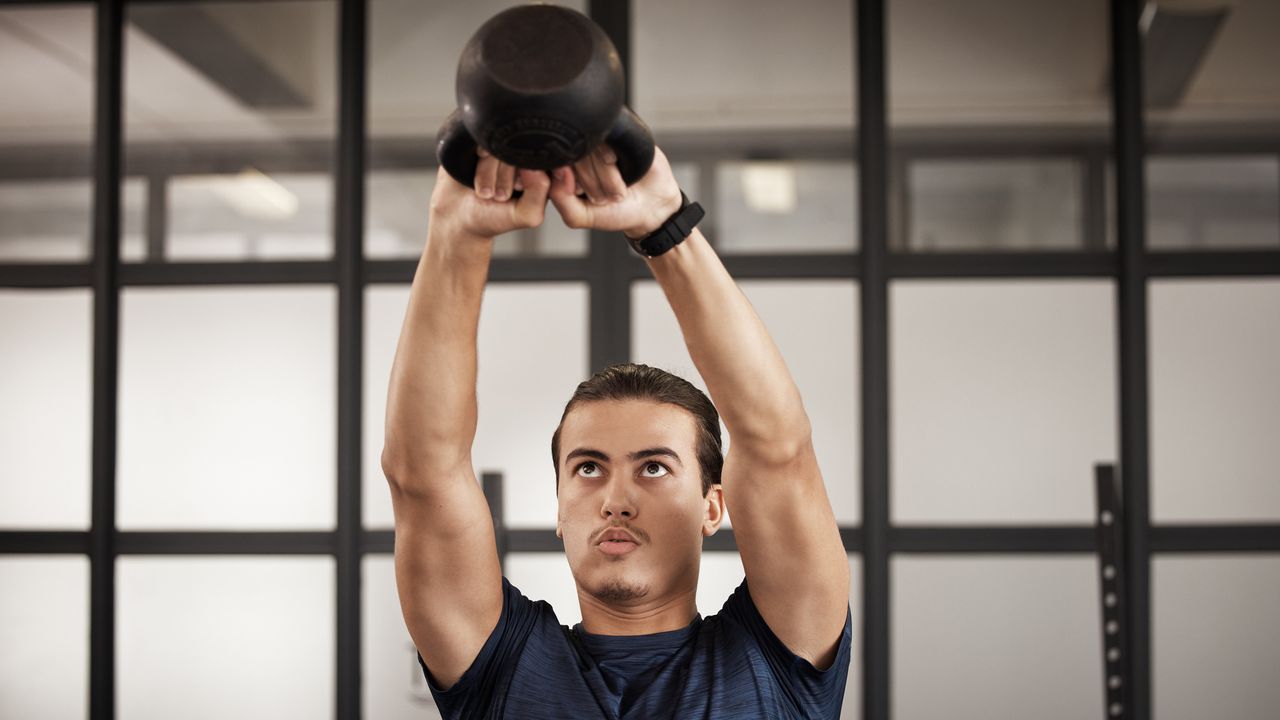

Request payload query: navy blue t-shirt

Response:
[418,577,852,719]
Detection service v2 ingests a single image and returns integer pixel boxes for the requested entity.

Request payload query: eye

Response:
[641,461,669,478]
[575,461,601,478]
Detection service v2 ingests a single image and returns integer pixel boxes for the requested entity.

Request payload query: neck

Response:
[575,585,699,636]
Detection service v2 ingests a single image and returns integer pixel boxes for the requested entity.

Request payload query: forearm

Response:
[645,228,811,455]
[382,225,493,484]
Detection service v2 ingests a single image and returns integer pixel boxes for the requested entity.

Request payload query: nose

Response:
[600,479,636,520]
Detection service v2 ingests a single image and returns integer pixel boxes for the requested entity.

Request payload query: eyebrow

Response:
[564,447,684,467]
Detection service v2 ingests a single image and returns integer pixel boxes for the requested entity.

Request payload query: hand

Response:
[428,149,551,241]
[548,145,683,239]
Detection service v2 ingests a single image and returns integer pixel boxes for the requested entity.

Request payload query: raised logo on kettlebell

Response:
[489,117,587,170]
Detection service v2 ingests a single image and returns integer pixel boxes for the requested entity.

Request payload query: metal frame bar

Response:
[334,0,366,716]
[89,1,123,717]
[856,2,892,720]
[1113,0,1154,717]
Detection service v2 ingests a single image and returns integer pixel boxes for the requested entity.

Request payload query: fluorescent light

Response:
[213,168,299,221]
[741,162,797,214]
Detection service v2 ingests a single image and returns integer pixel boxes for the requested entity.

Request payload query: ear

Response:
[702,484,725,537]
[556,523,563,539]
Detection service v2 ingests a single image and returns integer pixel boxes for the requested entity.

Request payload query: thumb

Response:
[512,169,550,227]
[547,166,591,229]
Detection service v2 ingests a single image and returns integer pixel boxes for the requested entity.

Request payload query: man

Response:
[382,143,851,718]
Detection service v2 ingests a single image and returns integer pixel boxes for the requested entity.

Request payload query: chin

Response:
[590,577,650,604]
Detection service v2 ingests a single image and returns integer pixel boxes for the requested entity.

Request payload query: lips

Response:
[595,528,640,556]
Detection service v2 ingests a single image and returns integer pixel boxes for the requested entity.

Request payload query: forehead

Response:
[559,399,698,460]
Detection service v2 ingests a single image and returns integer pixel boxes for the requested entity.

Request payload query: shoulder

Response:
[712,578,853,676]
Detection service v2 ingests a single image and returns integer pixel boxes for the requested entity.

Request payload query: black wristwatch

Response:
[626,191,705,258]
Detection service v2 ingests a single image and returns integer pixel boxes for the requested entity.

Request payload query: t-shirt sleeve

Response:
[718,578,853,716]
[417,577,544,719]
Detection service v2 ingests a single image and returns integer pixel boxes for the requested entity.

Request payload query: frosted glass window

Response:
[119,287,336,530]
[893,557,1103,720]
[364,170,587,260]
[364,283,588,528]
[164,173,332,261]
[892,281,1117,523]
[631,280,860,525]
[908,160,1085,251]
[634,0,854,131]
[367,0,585,138]
[1145,0,1280,136]
[715,161,856,254]
[1151,280,1280,522]
[363,555,442,720]
[118,557,333,720]
[890,0,1109,128]
[0,290,92,529]
[1147,157,1280,250]
[0,178,147,262]
[1154,556,1280,720]
[0,556,88,720]
[124,0,336,262]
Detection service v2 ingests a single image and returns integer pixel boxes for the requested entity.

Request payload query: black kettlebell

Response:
[436,4,655,190]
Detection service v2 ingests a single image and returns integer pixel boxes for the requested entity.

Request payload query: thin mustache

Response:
[592,522,649,545]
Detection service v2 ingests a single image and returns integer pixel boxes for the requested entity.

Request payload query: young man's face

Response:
[555,398,722,610]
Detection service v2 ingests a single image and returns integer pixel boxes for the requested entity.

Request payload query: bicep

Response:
[389,466,503,689]
[721,438,850,669]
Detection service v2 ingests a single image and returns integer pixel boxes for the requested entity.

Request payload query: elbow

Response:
[729,417,814,466]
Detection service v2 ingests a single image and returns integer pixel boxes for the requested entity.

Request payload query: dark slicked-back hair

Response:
[551,363,722,496]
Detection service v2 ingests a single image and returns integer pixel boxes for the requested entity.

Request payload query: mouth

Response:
[596,538,639,556]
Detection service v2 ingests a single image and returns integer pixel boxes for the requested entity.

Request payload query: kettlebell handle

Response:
[436,106,656,190]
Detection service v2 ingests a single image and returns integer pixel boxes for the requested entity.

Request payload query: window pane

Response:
[119,287,336,530]
[890,0,1110,252]
[0,7,149,263]
[1147,156,1279,250]
[893,557,1102,720]
[364,169,587,260]
[1154,556,1280,720]
[124,0,336,262]
[118,557,333,719]
[1144,0,1280,139]
[631,280,860,525]
[891,281,1117,523]
[0,556,88,719]
[0,290,92,529]
[1151,280,1280,522]
[908,159,1088,251]
[363,555,442,720]
[0,178,146,263]
[364,283,588,529]
[164,172,331,261]
[714,161,857,254]
[366,0,587,259]
[634,0,854,132]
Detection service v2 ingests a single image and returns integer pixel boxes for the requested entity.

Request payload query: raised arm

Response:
[549,147,850,668]
[381,158,550,688]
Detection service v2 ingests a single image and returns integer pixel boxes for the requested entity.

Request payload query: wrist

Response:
[624,191,685,240]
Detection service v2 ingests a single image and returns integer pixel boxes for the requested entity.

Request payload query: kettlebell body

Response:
[437,5,655,187]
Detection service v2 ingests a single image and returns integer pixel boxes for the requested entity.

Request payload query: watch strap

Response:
[628,191,705,258]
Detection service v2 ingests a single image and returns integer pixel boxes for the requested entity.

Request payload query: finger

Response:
[591,145,626,200]
[548,166,591,229]
[573,156,605,204]
[474,154,499,200]
[493,162,517,201]
[512,169,550,227]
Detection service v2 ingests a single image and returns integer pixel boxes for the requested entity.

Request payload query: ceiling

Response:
[0,0,1276,149]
